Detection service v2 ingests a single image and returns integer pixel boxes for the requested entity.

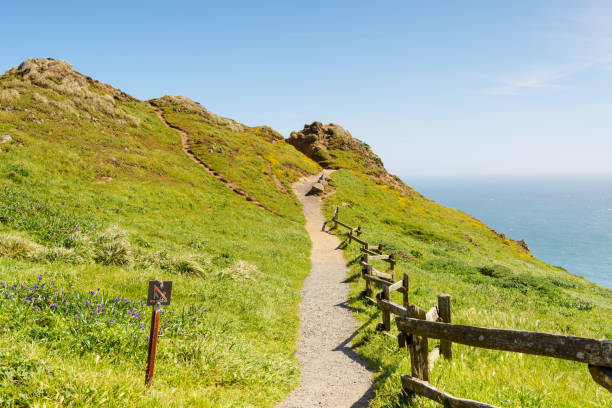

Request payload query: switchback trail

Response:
[152,105,270,211]
[278,170,373,408]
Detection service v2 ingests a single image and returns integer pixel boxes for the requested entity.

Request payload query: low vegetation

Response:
[1,57,610,407]
[151,96,320,221]
[323,170,612,407]
[0,58,317,407]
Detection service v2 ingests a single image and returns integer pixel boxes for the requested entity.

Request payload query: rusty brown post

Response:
[145,304,161,386]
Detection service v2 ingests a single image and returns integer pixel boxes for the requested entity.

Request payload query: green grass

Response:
[151,96,320,221]
[0,65,319,406]
[2,59,611,407]
[323,170,612,408]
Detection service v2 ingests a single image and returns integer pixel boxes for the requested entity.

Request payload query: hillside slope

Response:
[151,96,320,221]
[290,122,612,407]
[0,58,319,407]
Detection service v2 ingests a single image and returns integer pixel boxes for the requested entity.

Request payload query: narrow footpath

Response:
[152,104,269,211]
[278,171,373,408]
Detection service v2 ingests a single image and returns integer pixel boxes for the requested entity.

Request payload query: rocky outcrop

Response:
[8,58,136,102]
[287,121,383,169]
[3,58,140,124]
[287,121,409,193]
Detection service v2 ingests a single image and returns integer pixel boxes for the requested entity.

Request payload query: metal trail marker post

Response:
[145,280,172,387]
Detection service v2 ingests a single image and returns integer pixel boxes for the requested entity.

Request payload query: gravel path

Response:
[277,170,374,408]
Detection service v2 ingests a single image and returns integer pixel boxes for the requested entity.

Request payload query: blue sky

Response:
[2,1,611,177]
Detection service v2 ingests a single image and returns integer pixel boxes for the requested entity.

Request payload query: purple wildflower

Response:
[140,324,145,329]
[50,302,58,307]
[38,275,42,280]
[85,300,89,306]
[89,290,95,295]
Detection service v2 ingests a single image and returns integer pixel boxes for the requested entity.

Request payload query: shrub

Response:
[0,89,19,103]
[44,247,87,264]
[410,249,424,259]
[172,254,207,276]
[0,233,45,261]
[217,260,261,281]
[477,264,512,278]
[32,92,48,105]
[92,226,132,266]
[312,148,332,167]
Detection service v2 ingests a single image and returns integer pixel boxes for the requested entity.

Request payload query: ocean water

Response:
[404,175,612,289]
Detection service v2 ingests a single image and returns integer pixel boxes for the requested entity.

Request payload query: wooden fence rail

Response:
[325,206,611,406]
[396,317,612,367]
[401,376,500,408]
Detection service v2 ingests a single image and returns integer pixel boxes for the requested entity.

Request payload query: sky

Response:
[1,1,611,177]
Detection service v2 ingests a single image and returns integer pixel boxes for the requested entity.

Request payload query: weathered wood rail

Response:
[326,207,612,406]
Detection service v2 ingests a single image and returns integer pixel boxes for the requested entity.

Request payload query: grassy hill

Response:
[0,58,319,407]
[286,123,612,407]
[0,58,610,408]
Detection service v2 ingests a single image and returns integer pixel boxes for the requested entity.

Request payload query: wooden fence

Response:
[326,206,612,407]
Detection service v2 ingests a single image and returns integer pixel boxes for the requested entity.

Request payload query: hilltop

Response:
[0,59,610,407]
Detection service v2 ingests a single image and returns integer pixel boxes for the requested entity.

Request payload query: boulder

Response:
[309,182,325,195]
[0,135,12,144]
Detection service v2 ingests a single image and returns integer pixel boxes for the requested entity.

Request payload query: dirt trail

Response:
[152,105,268,210]
[277,170,373,408]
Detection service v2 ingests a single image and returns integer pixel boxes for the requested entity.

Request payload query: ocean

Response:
[404,175,612,289]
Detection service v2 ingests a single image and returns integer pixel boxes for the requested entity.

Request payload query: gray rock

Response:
[309,182,325,195]
[0,135,12,144]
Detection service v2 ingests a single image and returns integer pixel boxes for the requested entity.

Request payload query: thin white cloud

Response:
[479,1,612,96]
[479,61,601,96]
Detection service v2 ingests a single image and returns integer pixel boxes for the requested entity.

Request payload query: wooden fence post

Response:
[402,273,409,310]
[382,285,391,331]
[333,206,339,229]
[438,294,452,360]
[410,307,430,381]
[400,274,429,381]
[363,254,372,298]
[389,252,396,281]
